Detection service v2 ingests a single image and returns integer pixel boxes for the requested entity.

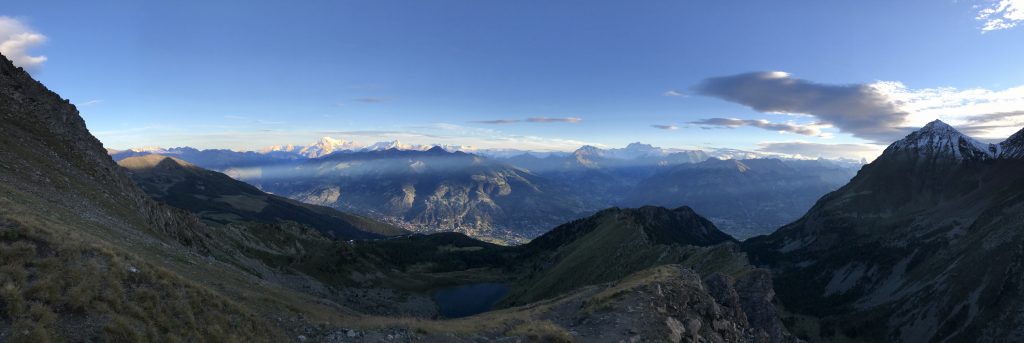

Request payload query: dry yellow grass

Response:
[505,320,574,342]
[0,215,287,342]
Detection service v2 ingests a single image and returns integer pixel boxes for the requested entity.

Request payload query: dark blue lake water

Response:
[433,283,509,318]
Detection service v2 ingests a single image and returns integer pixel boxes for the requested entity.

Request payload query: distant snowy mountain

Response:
[258,144,300,153]
[567,142,705,160]
[743,120,1024,342]
[703,148,779,160]
[119,137,856,165]
[297,137,362,158]
[362,140,431,152]
[886,119,998,160]
[553,143,795,163]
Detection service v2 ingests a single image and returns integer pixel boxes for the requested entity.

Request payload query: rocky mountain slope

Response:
[112,141,859,243]
[450,264,799,343]
[744,120,1024,342]
[0,51,298,341]
[624,158,858,239]
[239,147,590,243]
[118,155,406,239]
[490,206,799,342]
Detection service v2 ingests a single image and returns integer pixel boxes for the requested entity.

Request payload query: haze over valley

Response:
[109,139,861,242]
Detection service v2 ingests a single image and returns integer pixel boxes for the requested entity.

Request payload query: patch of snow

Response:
[999,127,1024,159]
[299,137,363,158]
[887,120,997,160]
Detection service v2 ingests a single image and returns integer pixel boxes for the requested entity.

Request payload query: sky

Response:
[2,0,1024,159]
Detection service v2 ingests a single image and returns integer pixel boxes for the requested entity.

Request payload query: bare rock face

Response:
[538,265,801,343]
[719,270,791,343]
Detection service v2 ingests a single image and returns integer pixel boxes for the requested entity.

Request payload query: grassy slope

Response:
[0,213,276,342]
[502,207,748,306]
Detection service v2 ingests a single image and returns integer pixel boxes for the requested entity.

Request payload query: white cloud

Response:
[871,81,1024,139]
[663,90,685,97]
[694,72,909,143]
[651,124,678,130]
[695,71,1024,143]
[689,118,827,136]
[526,117,581,123]
[0,16,47,72]
[756,141,885,160]
[977,0,1024,32]
[353,97,390,103]
[472,119,521,124]
[474,117,582,124]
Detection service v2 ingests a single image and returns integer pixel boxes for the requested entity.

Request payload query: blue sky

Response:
[3,0,1024,159]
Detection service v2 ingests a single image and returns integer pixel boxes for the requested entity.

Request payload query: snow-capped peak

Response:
[363,140,429,152]
[129,146,169,153]
[610,142,665,159]
[999,127,1024,159]
[259,144,300,153]
[299,137,362,158]
[886,120,997,160]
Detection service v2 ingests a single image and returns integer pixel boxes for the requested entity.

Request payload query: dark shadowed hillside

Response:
[744,120,1024,342]
[505,206,740,305]
[118,154,406,239]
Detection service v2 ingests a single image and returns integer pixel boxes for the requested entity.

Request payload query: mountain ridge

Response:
[999,126,1024,159]
[886,119,998,160]
[504,205,741,306]
[118,154,406,239]
[742,119,1024,342]
[0,50,292,341]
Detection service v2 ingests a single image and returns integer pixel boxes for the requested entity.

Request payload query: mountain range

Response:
[240,147,592,243]
[111,140,860,242]
[113,138,794,163]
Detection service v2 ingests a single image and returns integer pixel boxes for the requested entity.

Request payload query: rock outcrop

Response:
[540,265,800,343]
